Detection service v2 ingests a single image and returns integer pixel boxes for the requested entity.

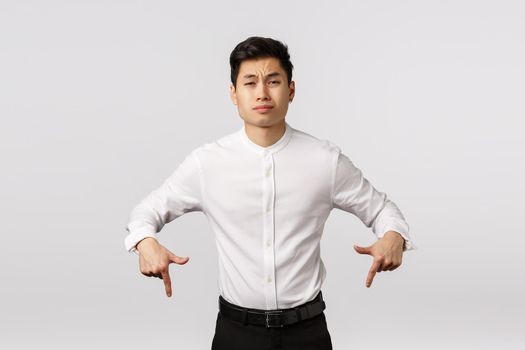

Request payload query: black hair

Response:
[229,36,294,88]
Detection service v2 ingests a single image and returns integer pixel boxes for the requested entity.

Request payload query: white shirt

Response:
[124,121,417,310]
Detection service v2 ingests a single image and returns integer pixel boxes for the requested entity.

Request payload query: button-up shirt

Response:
[124,121,416,310]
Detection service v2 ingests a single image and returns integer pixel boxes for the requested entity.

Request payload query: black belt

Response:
[218,291,326,328]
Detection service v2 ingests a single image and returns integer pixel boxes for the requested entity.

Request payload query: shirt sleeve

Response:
[124,150,204,254]
[331,150,417,251]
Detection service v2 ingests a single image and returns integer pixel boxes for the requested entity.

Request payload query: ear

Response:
[288,80,295,103]
[229,84,238,106]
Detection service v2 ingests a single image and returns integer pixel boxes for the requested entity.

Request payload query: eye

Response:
[269,80,280,85]
[244,82,255,86]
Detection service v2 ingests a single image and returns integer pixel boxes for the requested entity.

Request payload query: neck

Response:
[244,120,286,147]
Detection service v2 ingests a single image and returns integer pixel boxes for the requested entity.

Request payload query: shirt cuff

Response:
[377,223,417,252]
[124,223,158,253]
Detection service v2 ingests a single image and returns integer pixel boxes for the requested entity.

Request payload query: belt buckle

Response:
[265,310,284,328]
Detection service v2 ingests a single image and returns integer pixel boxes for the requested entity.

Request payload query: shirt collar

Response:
[238,121,293,156]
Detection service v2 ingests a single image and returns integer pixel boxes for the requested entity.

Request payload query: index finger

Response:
[161,269,172,297]
[366,259,381,288]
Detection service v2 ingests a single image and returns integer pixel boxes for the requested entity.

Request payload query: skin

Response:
[229,56,295,147]
[136,237,188,297]
[135,56,406,297]
[354,231,406,288]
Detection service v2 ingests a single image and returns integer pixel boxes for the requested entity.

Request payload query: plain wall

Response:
[1,1,524,349]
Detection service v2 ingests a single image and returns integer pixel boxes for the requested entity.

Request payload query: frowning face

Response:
[230,56,295,128]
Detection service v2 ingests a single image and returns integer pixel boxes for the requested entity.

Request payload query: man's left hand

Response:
[353,231,405,288]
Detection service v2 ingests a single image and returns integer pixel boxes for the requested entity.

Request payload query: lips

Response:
[253,105,274,110]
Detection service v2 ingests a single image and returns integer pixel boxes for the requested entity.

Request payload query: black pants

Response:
[211,295,333,350]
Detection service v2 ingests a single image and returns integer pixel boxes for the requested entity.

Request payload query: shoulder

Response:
[188,127,241,161]
[290,126,342,156]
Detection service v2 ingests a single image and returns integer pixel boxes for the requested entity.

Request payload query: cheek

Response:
[274,90,290,104]
[278,89,290,101]
[236,90,250,104]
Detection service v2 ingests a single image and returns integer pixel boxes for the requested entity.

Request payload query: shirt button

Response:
[266,168,272,176]
[266,240,271,247]
[267,277,272,283]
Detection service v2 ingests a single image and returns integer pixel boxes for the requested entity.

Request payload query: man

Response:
[124,36,417,350]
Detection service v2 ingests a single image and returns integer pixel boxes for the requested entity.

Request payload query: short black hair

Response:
[229,36,294,88]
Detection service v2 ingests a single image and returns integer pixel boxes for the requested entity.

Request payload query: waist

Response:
[218,290,326,328]
[219,290,324,312]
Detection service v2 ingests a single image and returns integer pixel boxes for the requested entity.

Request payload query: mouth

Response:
[253,106,274,113]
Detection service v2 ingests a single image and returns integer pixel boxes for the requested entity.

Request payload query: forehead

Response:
[238,57,284,76]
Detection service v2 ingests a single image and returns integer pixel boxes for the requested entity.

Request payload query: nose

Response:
[256,83,270,101]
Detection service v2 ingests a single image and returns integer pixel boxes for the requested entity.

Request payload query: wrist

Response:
[136,237,158,253]
[384,231,405,246]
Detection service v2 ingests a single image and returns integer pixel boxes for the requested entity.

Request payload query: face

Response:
[230,56,295,128]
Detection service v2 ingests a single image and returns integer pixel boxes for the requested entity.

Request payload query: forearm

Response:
[124,187,171,253]
[371,200,416,251]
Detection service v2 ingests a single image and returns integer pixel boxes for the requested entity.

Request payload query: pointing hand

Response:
[353,231,405,288]
[136,237,190,297]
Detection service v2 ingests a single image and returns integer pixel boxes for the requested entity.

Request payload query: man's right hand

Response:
[135,237,190,297]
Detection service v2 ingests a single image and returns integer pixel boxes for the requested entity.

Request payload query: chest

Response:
[201,151,332,216]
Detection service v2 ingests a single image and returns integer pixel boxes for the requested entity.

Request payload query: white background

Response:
[1,1,524,349]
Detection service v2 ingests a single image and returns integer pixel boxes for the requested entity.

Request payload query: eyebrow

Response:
[242,72,282,80]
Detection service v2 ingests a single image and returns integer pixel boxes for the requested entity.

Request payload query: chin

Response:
[248,115,285,126]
